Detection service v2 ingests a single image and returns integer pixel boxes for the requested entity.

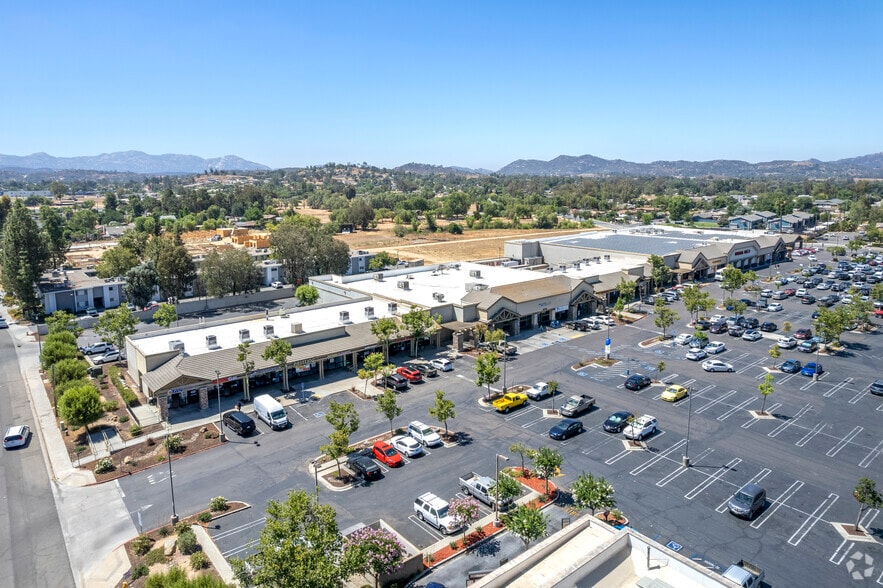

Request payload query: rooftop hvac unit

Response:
[239,329,252,343]
[169,340,185,352]
[469,269,482,278]
[388,302,398,314]
[206,335,220,350]
[263,325,275,338]
[364,306,375,318]
[291,322,303,334]
[339,310,351,323]
[397,280,410,290]
[373,273,384,281]
[573,262,581,269]
[452,263,461,270]
[432,292,445,301]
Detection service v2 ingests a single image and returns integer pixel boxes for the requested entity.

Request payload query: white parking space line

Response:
[799,373,828,391]
[751,480,804,529]
[581,435,617,456]
[678,384,715,409]
[214,517,266,541]
[656,448,714,487]
[630,439,687,476]
[605,448,635,465]
[739,402,781,429]
[716,397,756,421]
[409,515,444,540]
[788,493,838,546]
[288,406,309,421]
[684,458,741,500]
[848,386,869,404]
[830,538,855,566]
[682,378,696,387]
[695,390,737,414]
[823,377,853,398]
[504,406,537,421]
[736,358,766,374]
[859,438,883,468]
[778,373,799,385]
[768,403,813,437]
[521,415,549,429]
[715,468,772,513]
[826,426,863,457]
[661,373,679,384]
[795,422,826,447]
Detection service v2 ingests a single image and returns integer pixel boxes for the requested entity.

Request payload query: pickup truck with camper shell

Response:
[721,560,764,588]
[559,394,595,417]
[458,472,513,509]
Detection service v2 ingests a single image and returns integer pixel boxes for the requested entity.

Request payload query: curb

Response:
[192,524,235,584]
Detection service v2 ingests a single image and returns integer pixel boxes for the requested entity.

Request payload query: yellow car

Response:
[492,393,528,413]
[661,385,688,402]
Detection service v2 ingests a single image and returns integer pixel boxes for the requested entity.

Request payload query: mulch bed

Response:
[572,357,617,369]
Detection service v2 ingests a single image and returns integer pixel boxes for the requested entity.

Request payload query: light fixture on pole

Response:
[311,460,320,501]
[215,369,226,442]
[167,421,179,524]
[495,453,509,526]
[683,386,694,468]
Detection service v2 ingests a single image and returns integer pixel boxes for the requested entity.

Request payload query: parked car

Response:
[624,374,651,391]
[93,350,121,364]
[347,455,382,480]
[382,374,410,390]
[743,317,759,329]
[702,359,734,372]
[271,281,283,289]
[798,340,819,353]
[796,288,808,298]
[405,361,437,378]
[728,483,766,520]
[728,326,745,337]
[526,382,552,401]
[661,385,688,402]
[395,366,423,383]
[492,393,528,413]
[686,348,707,361]
[549,418,584,440]
[777,337,797,349]
[760,289,773,298]
[760,321,778,332]
[689,337,708,349]
[794,328,813,340]
[623,415,658,440]
[766,303,783,312]
[372,441,404,467]
[869,380,883,397]
[603,411,633,433]
[801,362,824,377]
[780,359,802,373]
[709,321,728,334]
[742,329,762,341]
[674,333,694,346]
[695,319,711,330]
[706,341,727,354]
[414,493,457,534]
[800,295,816,304]
[390,434,423,457]
[85,307,99,317]
[0,318,7,329]
[3,425,30,449]
[429,358,453,372]
[79,342,114,355]
[222,411,255,436]
[771,290,788,300]
[408,421,442,447]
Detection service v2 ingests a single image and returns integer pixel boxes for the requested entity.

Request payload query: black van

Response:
[223,410,256,436]
[728,483,766,519]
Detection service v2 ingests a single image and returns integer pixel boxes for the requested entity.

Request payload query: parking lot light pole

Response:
[683,386,694,468]
[502,335,508,394]
[814,346,821,381]
[167,422,179,524]
[215,370,226,442]
[311,460,320,501]
[495,453,509,526]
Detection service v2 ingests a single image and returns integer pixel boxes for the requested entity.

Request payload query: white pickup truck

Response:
[722,560,764,588]
[459,472,513,509]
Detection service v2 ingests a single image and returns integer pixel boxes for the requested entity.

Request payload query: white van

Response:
[252,394,290,430]
[714,269,725,281]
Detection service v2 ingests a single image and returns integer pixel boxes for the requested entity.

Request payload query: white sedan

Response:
[623,415,658,441]
[777,336,798,349]
[686,348,707,361]
[702,359,734,372]
[767,303,783,312]
[390,435,423,457]
[674,333,694,346]
[706,341,727,354]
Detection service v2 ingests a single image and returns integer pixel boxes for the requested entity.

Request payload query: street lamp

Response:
[311,460,320,501]
[495,453,509,526]
[215,370,226,442]
[814,345,821,382]
[502,334,508,394]
[683,386,694,468]
[167,421,179,524]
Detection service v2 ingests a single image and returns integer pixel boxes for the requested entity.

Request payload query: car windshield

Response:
[608,415,624,423]
[421,427,434,436]
[270,410,286,420]
[384,448,396,457]
[437,505,448,517]
[733,491,754,506]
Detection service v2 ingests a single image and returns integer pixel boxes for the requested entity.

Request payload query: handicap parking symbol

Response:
[666,540,683,552]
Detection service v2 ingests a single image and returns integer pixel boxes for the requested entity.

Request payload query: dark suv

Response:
[382,374,409,391]
[222,410,256,436]
[709,321,728,334]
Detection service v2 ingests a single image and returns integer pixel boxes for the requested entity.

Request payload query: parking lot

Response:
[117,245,883,587]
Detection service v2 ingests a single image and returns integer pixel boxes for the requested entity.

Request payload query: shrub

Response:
[204,430,218,439]
[164,434,183,453]
[131,564,149,580]
[449,541,459,550]
[190,551,210,570]
[174,521,191,535]
[177,529,199,555]
[158,526,171,538]
[94,457,115,474]
[119,414,129,423]
[145,547,166,566]
[196,512,213,523]
[447,222,463,234]
[209,496,228,512]
[132,535,153,556]
[129,424,143,436]
[425,552,435,563]
[146,436,155,446]
[102,400,119,412]
[109,365,138,406]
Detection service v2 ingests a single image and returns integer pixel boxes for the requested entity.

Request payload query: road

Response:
[0,328,75,587]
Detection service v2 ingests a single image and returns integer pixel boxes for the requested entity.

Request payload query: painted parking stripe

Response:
[826,426,863,457]
[684,458,741,500]
[656,448,714,487]
[751,480,804,529]
[795,422,826,447]
[504,406,538,421]
[521,415,549,429]
[409,515,445,540]
[778,373,799,385]
[768,403,812,437]
[716,468,772,513]
[717,397,756,421]
[630,439,687,476]
[736,358,767,374]
[695,390,737,414]
[800,372,828,391]
[823,377,853,398]
[830,539,855,566]
[859,438,883,469]
[677,384,715,408]
[288,406,309,421]
[605,449,635,465]
[788,493,838,546]
[848,386,869,405]
[661,374,679,384]
[741,402,781,429]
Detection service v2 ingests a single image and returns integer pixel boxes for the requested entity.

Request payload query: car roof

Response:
[4,425,27,436]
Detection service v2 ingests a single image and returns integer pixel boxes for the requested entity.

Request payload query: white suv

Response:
[408,421,442,447]
[414,492,458,534]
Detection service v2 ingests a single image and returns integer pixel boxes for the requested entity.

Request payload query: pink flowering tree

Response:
[449,495,481,543]
[344,526,406,588]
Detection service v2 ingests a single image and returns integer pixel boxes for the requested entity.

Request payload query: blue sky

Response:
[3,1,881,170]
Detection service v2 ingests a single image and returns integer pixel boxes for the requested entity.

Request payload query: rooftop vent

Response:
[432,292,445,301]
[263,324,276,338]
[339,310,351,323]
[206,335,220,350]
[291,322,303,334]
[373,273,384,282]
[388,302,398,315]
[169,340,185,352]
[364,306,375,319]
[469,269,482,278]
[397,280,410,290]
[239,329,252,343]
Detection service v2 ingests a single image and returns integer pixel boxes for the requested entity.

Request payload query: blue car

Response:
[780,359,802,373]
[801,362,823,377]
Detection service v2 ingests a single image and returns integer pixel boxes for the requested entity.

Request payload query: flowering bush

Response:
[344,526,405,587]
[448,496,481,540]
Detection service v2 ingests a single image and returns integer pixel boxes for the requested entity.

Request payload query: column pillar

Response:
[318,360,325,379]
[199,387,209,410]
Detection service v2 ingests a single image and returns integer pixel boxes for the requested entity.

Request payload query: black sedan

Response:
[624,374,651,391]
[760,321,778,332]
[780,359,802,374]
[603,411,634,433]
[695,319,711,330]
[800,295,816,304]
[549,418,584,440]
[710,321,728,334]
[347,455,381,480]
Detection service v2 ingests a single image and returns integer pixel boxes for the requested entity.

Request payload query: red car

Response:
[396,366,422,383]
[794,328,813,340]
[372,441,403,467]
[783,288,797,296]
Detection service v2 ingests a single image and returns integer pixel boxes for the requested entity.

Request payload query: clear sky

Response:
[3,1,881,170]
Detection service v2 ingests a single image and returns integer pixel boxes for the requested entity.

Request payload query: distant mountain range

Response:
[0,151,269,174]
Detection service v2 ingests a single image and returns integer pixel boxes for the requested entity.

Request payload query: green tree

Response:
[531,446,563,495]
[428,390,456,436]
[758,373,774,414]
[475,351,501,401]
[149,234,196,299]
[503,505,550,549]
[198,248,262,297]
[45,310,83,337]
[720,265,748,304]
[41,331,78,369]
[667,195,692,222]
[270,216,350,284]
[768,344,781,367]
[814,307,847,345]
[653,298,679,339]
[853,477,883,532]
[376,388,403,435]
[124,262,159,309]
[615,278,637,309]
[96,246,140,279]
[571,472,616,515]
[496,472,522,506]
[238,342,255,401]
[649,254,671,293]
[57,382,103,432]
[358,352,385,395]
[400,307,441,356]
[53,358,89,387]
[1,200,49,314]
[509,442,533,474]
[152,302,177,328]
[263,339,293,391]
[321,430,352,480]
[682,286,715,323]
[295,284,320,306]
[321,401,360,478]
[39,205,70,269]
[367,251,396,271]
[93,306,138,353]
[234,489,350,588]
[370,317,400,362]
